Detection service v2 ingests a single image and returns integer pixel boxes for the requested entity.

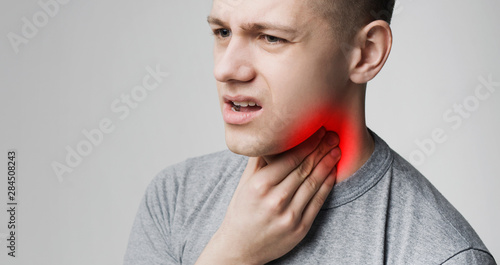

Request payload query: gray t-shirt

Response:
[124,133,496,264]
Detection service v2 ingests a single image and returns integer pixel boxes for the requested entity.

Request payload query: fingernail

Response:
[330,148,341,159]
[326,133,337,146]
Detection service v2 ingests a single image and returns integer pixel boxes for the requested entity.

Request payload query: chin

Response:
[227,145,258,157]
[225,131,285,157]
[223,119,322,158]
[226,139,272,157]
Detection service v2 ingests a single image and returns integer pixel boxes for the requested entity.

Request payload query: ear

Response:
[348,20,393,84]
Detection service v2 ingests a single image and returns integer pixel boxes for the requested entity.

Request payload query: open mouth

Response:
[222,98,264,125]
[231,101,263,112]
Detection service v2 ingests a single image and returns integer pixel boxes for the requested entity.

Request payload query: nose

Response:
[213,37,256,83]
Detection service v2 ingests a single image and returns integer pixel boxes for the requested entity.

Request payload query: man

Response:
[125,0,496,264]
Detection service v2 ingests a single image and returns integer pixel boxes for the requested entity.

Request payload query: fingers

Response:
[273,132,339,203]
[300,164,337,226]
[256,127,328,186]
[290,147,340,216]
[265,127,326,165]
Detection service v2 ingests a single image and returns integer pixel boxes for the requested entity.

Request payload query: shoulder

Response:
[146,149,247,198]
[134,149,247,247]
[386,150,495,264]
[442,248,497,265]
[125,150,247,264]
[150,149,246,185]
[143,149,248,214]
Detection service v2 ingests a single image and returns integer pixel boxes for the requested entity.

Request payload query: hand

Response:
[196,128,341,265]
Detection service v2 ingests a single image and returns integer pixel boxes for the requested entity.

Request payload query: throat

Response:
[333,127,375,183]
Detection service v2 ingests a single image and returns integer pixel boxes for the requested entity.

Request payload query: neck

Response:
[261,85,374,183]
[325,119,374,183]
[324,86,374,183]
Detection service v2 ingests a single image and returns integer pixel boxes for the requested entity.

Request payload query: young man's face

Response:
[209,0,351,157]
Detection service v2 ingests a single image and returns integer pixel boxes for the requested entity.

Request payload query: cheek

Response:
[266,80,337,150]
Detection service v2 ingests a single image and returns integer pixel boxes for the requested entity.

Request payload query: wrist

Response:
[196,231,261,265]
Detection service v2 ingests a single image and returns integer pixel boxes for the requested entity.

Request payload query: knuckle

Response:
[250,179,270,197]
[304,176,319,192]
[279,211,299,230]
[295,221,309,237]
[276,190,289,205]
[296,157,315,179]
[272,191,289,210]
[287,153,303,169]
[312,193,327,208]
[266,195,285,213]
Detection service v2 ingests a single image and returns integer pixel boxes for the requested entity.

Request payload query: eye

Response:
[213,28,231,38]
[262,34,288,44]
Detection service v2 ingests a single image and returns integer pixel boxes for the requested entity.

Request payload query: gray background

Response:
[0,0,498,264]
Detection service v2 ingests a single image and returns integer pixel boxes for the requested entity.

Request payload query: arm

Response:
[124,177,178,265]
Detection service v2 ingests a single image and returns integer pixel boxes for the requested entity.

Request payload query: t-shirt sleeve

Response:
[123,172,179,265]
[441,248,497,265]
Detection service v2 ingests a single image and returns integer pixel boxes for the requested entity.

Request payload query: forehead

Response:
[210,0,316,28]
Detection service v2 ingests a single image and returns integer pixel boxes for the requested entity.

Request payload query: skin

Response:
[197,0,392,263]
[211,0,346,158]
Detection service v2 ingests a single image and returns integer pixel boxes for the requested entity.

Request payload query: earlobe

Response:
[349,20,393,84]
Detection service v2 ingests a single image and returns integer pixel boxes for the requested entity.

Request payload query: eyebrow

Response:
[207,16,228,27]
[207,16,298,34]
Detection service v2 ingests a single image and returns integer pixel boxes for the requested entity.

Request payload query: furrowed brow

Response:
[207,16,298,35]
[241,22,298,34]
[207,16,227,27]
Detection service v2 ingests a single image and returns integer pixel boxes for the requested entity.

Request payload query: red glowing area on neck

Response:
[282,106,365,181]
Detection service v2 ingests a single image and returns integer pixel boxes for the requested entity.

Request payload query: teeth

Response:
[233,101,248,107]
[233,101,258,107]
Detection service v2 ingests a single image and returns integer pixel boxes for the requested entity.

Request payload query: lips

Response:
[222,95,263,125]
